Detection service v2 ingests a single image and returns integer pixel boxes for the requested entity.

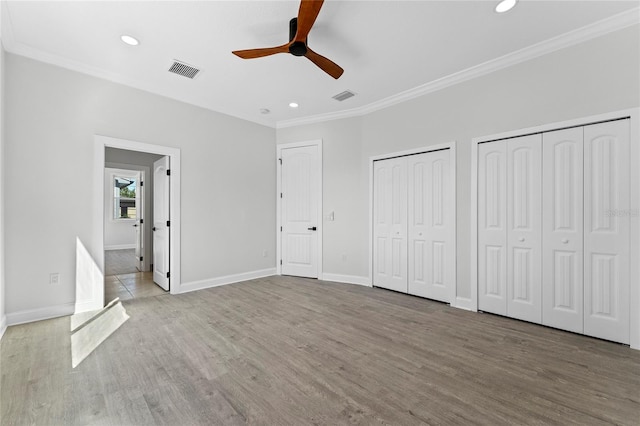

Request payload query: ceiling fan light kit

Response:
[232,0,344,79]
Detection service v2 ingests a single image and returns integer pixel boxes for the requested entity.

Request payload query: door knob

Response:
[518,237,525,242]
[133,224,138,227]
[307,226,317,231]
[152,227,156,231]
[561,238,569,244]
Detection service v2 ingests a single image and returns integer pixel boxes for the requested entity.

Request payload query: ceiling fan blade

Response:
[294,0,324,42]
[232,43,290,59]
[305,47,343,79]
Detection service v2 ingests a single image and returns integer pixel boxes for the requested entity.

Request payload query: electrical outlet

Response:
[50,273,60,285]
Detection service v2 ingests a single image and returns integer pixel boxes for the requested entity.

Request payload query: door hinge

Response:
[279,158,282,165]
[166,169,171,176]
[166,220,170,227]
[280,259,282,265]
[140,181,143,187]
[280,226,283,231]
[166,272,170,279]
[140,256,143,262]
[140,219,143,224]
[280,193,283,198]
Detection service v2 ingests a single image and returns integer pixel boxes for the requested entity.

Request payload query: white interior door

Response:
[281,145,319,278]
[373,157,408,293]
[583,120,630,343]
[542,127,584,333]
[408,150,454,302]
[478,141,508,315]
[153,156,170,290]
[507,135,542,323]
[134,171,144,271]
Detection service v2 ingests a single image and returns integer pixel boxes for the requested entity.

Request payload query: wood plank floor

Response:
[2,276,639,425]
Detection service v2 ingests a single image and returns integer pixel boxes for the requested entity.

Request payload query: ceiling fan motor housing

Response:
[288,17,308,56]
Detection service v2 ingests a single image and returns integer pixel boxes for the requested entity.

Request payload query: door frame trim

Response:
[276,140,323,279]
[90,135,181,310]
[469,108,639,350]
[368,141,457,303]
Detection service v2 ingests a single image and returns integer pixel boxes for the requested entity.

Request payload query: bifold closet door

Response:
[478,141,508,315]
[373,157,408,293]
[407,150,454,302]
[583,120,630,344]
[542,127,584,334]
[479,136,542,319]
[506,134,542,323]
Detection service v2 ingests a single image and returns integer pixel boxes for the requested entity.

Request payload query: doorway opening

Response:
[104,155,165,301]
[87,135,181,312]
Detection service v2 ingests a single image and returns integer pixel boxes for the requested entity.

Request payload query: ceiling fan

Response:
[232,0,344,79]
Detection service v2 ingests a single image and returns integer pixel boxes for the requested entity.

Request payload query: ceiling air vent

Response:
[332,90,356,102]
[168,60,201,79]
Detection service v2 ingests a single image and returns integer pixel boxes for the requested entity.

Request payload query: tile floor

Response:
[104,249,138,276]
[105,272,167,302]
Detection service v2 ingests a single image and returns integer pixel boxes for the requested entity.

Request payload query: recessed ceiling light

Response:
[120,35,140,46]
[289,102,299,108]
[495,0,517,13]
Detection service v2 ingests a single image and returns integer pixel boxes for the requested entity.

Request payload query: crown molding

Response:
[0,2,275,128]
[2,37,277,128]
[277,7,640,129]
[2,2,637,131]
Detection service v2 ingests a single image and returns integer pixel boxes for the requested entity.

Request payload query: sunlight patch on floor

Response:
[70,298,129,368]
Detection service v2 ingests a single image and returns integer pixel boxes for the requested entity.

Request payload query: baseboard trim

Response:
[105,244,136,251]
[0,315,7,340]
[322,273,371,287]
[179,268,277,294]
[75,298,103,315]
[452,297,476,312]
[6,302,75,326]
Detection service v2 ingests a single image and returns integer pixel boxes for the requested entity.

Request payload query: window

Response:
[114,177,137,219]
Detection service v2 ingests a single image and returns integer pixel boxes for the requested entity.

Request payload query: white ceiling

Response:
[2,1,638,128]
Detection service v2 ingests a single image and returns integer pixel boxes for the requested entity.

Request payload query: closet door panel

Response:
[507,134,542,323]
[583,120,630,344]
[373,157,408,293]
[408,149,453,302]
[542,127,584,333]
[478,141,508,315]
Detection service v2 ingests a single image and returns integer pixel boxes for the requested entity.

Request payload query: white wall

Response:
[0,41,6,337]
[277,26,640,300]
[4,53,276,317]
[277,116,368,280]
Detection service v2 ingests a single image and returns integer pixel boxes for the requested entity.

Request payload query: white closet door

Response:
[373,157,408,293]
[507,134,542,323]
[280,145,320,278]
[583,120,630,344]
[408,149,454,302]
[478,141,508,315]
[542,127,584,333]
